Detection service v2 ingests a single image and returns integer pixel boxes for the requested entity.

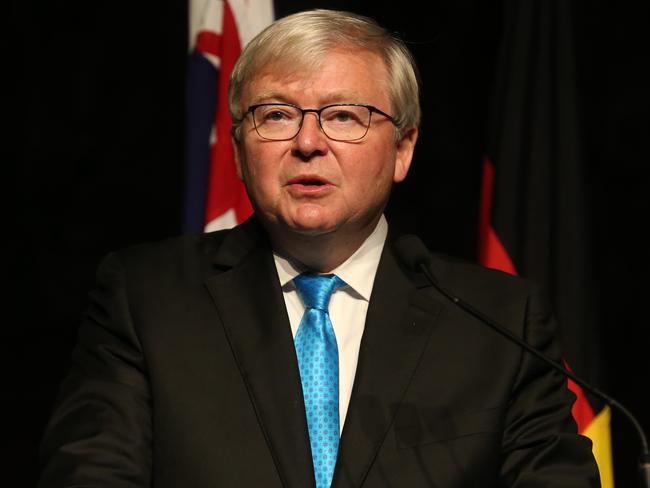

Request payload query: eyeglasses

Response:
[245,103,398,142]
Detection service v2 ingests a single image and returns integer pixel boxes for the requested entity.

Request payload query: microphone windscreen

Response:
[394,234,430,272]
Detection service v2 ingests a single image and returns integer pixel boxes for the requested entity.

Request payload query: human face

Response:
[234,48,417,245]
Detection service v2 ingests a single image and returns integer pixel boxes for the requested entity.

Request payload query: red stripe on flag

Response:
[196,31,221,57]
[479,157,598,436]
[564,362,596,432]
[204,0,253,226]
[478,158,517,275]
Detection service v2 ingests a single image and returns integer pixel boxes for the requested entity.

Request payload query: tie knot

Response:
[294,273,345,311]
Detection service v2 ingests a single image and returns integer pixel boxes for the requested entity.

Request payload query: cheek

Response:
[240,145,266,184]
[240,147,283,200]
[358,147,397,187]
[343,159,394,209]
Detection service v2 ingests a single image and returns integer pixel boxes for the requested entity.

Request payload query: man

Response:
[39,9,600,487]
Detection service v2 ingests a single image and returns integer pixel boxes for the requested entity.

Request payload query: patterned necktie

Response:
[293,273,345,488]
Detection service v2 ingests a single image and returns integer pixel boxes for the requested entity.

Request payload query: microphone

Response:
[394,234,650,488]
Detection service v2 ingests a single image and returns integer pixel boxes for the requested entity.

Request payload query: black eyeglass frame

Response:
[244,102,399,142]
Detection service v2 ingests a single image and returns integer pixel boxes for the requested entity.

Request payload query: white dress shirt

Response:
[273,215,388,433]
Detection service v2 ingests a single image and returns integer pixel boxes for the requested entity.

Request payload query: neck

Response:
[268,218,380,273]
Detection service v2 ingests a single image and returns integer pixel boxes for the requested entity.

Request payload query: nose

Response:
[292,112,328,158]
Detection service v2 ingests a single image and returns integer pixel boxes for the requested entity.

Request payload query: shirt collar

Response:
[273,215,388,301]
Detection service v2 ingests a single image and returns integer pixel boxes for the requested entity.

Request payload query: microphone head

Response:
[394,234,430,272]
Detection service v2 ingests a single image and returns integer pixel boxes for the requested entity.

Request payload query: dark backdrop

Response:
[8,0,649,486]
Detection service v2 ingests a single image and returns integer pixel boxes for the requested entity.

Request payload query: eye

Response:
[255,105,298,124]
[332,111,354,122]
[266,110,288,122]
[322,106,366,125]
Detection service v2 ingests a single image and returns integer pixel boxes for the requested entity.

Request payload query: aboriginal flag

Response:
[183,0,273,233]
[478,0,613,486]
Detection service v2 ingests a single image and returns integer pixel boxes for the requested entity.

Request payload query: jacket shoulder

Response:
[428,251,552,323]
[103,229,229,274]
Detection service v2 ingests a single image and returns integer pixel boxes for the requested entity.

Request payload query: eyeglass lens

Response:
[252,105,371,141]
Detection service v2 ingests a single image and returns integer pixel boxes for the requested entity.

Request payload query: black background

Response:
[9,0,649,486]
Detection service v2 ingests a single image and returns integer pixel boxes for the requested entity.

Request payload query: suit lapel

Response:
[333,241,442,487]
[204,220,315,488]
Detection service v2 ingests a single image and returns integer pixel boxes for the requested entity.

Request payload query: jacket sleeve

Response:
[38,252,152,488]
[499,283,601,487]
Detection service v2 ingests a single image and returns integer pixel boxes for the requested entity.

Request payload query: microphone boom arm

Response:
[396,234,650,487]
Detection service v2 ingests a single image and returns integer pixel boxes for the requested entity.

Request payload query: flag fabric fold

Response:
[478,1,613,486]
[184,0,274,234]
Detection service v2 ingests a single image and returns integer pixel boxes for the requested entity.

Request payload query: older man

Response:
[39,9,600,488]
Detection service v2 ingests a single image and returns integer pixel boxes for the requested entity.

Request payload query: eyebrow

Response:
[249,91,366,107]
[249,91,289,105]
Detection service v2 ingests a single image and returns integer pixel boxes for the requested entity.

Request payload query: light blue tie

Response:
[293,273,345,488]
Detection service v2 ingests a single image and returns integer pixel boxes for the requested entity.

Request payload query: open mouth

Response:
[288,175,330,187]
[300,179,326,186]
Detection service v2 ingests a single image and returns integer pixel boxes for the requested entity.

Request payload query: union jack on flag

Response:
[183,0,274,233]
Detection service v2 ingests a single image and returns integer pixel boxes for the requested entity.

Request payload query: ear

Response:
[232,135,244,180]
[393,127,418,183]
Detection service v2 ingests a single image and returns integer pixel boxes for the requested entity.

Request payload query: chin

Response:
[280,214,341,237]
[283,207,337,235]
[288,222,335,237]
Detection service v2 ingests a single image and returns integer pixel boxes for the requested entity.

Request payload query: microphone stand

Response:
[403,239,650,487]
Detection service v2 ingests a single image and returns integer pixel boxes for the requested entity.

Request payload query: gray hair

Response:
[229,9,421,141]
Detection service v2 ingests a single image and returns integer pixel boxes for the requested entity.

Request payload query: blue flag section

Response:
[183,49,218,234]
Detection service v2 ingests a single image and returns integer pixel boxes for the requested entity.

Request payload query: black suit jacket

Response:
[39,217,600,487]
